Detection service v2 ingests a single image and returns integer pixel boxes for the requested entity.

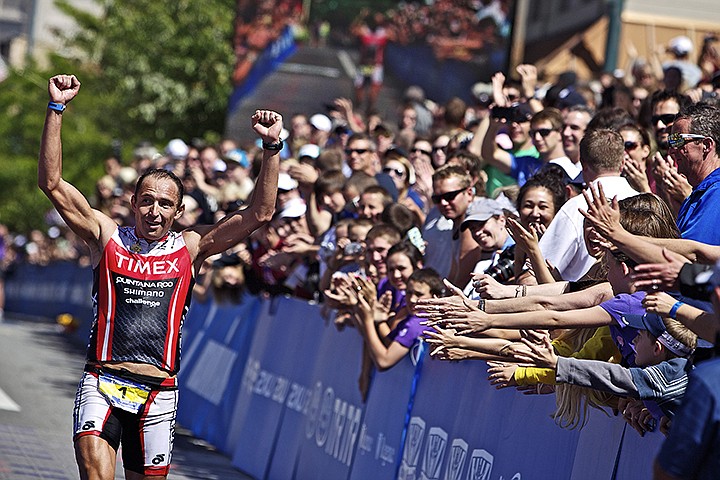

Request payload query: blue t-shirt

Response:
[657,357,720,479]
[677,167,720,245]
[509,154,544,187]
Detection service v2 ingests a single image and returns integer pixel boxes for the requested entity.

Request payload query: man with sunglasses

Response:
[482,107,575,187]
[649,90,694,216]
[344,133,398,201]
[422,165,482,287]
[670,103,720,245]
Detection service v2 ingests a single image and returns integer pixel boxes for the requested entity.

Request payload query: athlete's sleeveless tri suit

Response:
[73,227,194,476]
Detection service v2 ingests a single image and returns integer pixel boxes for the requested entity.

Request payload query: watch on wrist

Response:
[262,140,283,151]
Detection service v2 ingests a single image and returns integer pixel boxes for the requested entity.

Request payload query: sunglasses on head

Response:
[382,167,405,177]
[431,187,467,204]
[345,148,371,156]
[667,133,708,149]
[652,113,677,126]
[530,128,556,138]
[624,141,640,151]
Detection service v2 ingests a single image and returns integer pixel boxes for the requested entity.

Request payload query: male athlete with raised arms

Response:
[39,74,282,479]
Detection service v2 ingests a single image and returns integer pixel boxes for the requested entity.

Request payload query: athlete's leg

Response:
[74,434,117,480]
[73,372,121,480]
[121,389,178,479]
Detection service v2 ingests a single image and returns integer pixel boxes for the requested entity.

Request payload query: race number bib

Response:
[98,373,151,414]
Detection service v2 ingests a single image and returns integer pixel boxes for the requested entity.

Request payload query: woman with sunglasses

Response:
[382,149,427,224]
[619,123,653,193]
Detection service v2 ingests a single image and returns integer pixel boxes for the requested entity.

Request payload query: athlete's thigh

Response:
[120,389,178,477]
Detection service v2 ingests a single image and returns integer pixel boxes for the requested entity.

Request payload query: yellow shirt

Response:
[514,327,620,386]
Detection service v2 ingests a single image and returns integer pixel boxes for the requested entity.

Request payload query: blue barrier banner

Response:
[178,297,261,452]
[349,345,423,480]
[5,261,93,341]
[227,26,296,114]
[228,297,325,479]
[8,261,667,479]
[291,310,366,480]
[614,422,664,479]
[400,355,587,480]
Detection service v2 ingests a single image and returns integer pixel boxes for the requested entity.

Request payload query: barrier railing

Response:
[6,262,663,479]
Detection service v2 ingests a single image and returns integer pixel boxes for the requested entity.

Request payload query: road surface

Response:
[0,315,253,480]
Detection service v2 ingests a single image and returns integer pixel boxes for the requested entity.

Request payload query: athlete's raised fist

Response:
[252,110,283,144]
[48,75,81,105]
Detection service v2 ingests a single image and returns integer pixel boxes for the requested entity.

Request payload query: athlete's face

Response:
[131,177,184,241]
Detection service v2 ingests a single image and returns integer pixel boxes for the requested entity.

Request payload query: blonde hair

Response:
[551,328,616,430]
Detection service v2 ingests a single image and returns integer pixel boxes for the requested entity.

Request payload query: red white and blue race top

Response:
[88,227,194,374]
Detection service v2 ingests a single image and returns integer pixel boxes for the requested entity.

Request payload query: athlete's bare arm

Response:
[38,75,117,265]
[184,110,282,269]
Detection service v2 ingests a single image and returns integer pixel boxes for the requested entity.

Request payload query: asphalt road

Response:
[0,315,252,480]
[225,44,404,144]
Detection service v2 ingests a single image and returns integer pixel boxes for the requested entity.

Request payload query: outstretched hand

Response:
[580,182,623,239]
[252,110,284,144]
[631,247,686,292]
[512,330,557,368]
[415,278,481,329]
[48,75,81,105]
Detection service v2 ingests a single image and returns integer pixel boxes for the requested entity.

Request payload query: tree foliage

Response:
[57,0,236,143]
[0,0,236,233]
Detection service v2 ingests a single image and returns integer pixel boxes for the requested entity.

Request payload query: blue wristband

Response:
[669,301,684,319]
[48,101,66,112]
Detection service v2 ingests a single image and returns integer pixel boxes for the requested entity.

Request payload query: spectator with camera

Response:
[459,195,516,297]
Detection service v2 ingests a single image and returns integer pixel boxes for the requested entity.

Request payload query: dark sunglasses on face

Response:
[652,113,677,126]
[382,167,405,177]
[624,141,640,151]
[431,187,467,204]
[530,128,556,138]
[411,147,432,157]
[345,148,371,156]
[432,146,447,154]
[667,133,708,149]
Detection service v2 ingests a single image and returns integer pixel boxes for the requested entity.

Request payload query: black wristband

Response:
[262,140,283,151]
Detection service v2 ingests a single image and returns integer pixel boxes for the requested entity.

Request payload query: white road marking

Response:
[277,62,340,78]
[337,50,357,79]
[0,386,20,412]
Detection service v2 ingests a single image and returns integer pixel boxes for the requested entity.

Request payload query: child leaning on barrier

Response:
[513,313,697,422]
[353,266,445,371]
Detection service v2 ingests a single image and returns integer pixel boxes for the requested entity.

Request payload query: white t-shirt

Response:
[538,176,639,281]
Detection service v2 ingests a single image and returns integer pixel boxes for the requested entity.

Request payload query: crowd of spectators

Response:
[5,30,720,477]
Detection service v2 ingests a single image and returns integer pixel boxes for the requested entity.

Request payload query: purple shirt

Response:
[598,291,647,367]
[387,314,430,348]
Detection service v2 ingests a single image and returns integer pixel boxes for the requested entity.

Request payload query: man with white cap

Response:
[662,35,702,89]
[310,113,332,147]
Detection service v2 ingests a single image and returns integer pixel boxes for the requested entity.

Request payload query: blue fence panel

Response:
[228,297,326,479]
[178,297,261,452]
[291,310,366,480]
[613,422,664,479]
[401,354,590,480]
[349,346,423,480]
[5,261,94,343]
